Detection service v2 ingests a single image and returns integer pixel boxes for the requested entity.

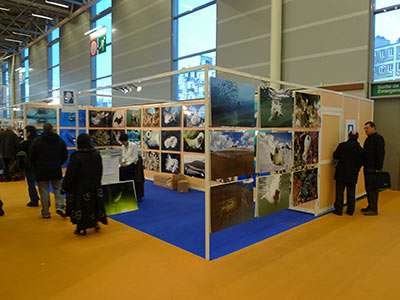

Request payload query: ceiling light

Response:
[45,0,69,9]
[5,38,22,43]
[0,7,10,11]
[15,67,23,72]
[12,32,31,37]
[32,13,54,20]
[112,84,142,94]
[84,25,103,36]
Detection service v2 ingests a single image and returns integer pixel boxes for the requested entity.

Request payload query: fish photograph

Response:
[143,151,160,171]
[260,86,293,128]
[60,129,86,147]
[26,107,57,127]
[258,131,292,173]
[293,131,319,167]
[142,130,160,150]
[89,110,112,127]
[210,77,255,127]
[162,105,181,127]
[211,179,254,233]
[161,130,181,151]
[211,131,255,180]
[112,110,125,128]
[294,92,321,128]
[89,129,111,146]
[183,104,205,128]
[111,130,125,145]
[183,154,205,178]
[292,168,318,206]
[59,109,86,127]
[126,109,141,127]
[127,129,141,147]
[257,173,291,217]
[183,130,204,153]
[142,107,160,127]
[161,153,181,174]
[102,181,138,216]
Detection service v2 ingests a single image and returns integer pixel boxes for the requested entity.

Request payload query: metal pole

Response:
[270,0,282,90]
[204,65,211,261]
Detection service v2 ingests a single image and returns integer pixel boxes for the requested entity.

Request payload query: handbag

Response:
[369,172,391,189]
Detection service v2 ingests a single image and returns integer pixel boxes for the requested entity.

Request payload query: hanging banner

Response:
[0,85,7,104]
[98,33,106,54]
[61,89,78,113]
[90,38,98,57]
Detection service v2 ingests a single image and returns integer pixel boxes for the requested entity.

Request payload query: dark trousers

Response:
[335,180,356,214]
[2,157,12,181]
[364,171,379,212]
[25,168,39,204]
[119,163,136,181]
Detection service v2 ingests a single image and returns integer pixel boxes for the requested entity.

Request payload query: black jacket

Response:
[333,139,363,183]
[61,148,103,195]
[29,131,68,181]
[363,132,385,172]
[0,129,19,159]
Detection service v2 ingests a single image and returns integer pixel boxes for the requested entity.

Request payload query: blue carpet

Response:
[110,181,318,260]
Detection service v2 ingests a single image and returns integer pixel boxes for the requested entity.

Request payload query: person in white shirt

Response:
[119,133,138,181]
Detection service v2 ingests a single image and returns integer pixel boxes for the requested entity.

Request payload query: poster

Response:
[142,107,160,127]
[89,110,112,127]
[161,153,180,174]
[183,104,205,127]
[293,131,319,167]
[142,151,160,171]
[294,92,321,128]
[127,129,141,146]
[26,107,57,127]
[162,106,181,127]
[111,129,125,145]
[292,168,318,206]
[258,131,292,173]
[59,129,86,147]
[345,119,356,136]
[89,129,111,146]
[183,154,205,178]
[142,130,160,150]
[260,86,293,127]
[161,130,181,151]
[183,130,204,153]
[126,109,141,127]
[61,89,78,113]
[102,181,138,216]
[59,109,86,127]
[112,110,125,128]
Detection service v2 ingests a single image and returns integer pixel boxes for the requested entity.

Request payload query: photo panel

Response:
[260,86,293,127]
[89,110,112,127]
[142,151,160,171]
[59,109,86,127]
[102,181,138,216]
[183,130,204,153]
[162,105,181,127]
[112,109,126,128]
[293,131,319,167]
[59,129,86,147]
[89,129,111,146]
[126,109,141,127]
[184,154,205,178]
[111,129,125,145]
[183,104,205,128]
[211,179,254,233]
[142,130,160,150]
[294,92,321,128]
[292,168,318,206]
[26,107,57,127]
[258,131,292,173]
[211,131,254,180]
[211,77,255,127]
[161,130,181,151]
[142,107,160,127]
[127,129,141,147]
[161,153,181,174]
[257,173,291,217]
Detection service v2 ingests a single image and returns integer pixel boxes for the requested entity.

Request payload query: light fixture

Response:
[0,7,10,11]
[5,38,22,43]
[32,13,54,20]
[15,67,22,72]
[45,0,69,9]
[12,32,31,37]
[13,107,22,111]
[112,83,142,94]
[84,25,104,36]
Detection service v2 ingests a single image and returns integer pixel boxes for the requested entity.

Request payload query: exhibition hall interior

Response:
[0,0,400,299]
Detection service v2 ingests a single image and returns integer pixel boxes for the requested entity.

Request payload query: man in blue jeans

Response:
[29,123,68,218]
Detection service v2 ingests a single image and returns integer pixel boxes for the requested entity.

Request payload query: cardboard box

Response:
[178,180,189,193]
[154,174,170,188]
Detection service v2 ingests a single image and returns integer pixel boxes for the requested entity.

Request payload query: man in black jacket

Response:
[361,121,385,216]
[332,131,363,216]
[29,123,68,218]
[0,126,19,181]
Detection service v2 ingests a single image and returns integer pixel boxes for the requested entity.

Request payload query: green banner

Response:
[98,34,106,54]
[371,82,400,97]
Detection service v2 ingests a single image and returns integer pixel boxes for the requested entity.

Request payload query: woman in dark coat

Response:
[61,133,107,235]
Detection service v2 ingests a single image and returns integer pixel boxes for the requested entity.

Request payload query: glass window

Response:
[51,66,60,90]
[48,28,60,42]
[175,5,216,58]
[174,0,214,15]
[94,14,112,43]
[48,42,60,67]
[375,0,400,9]
[93,0,112,15]
[388,63,394,73]
[94,76,112,107]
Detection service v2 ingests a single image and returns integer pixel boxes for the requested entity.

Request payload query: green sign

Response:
[371,82,400,97]
[98,34,106,54]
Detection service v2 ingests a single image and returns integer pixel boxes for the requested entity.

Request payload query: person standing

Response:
[29,123,68,218]
[361,121,385,216]
[119,133,138,181]
[61,133,107,236]
[0,126,19,181]
[17,126,40,207]
[332,131,363,216]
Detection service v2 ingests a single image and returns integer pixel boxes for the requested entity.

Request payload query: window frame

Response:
[47,29,60,99]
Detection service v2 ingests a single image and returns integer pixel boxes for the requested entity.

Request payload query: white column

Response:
[270,0,282,89]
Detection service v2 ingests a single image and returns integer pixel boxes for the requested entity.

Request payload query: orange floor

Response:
[1,180,400,300]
